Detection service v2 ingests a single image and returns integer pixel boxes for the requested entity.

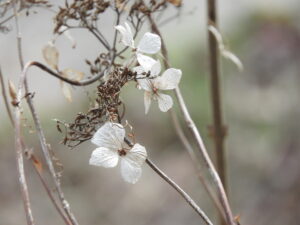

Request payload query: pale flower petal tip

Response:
[157,93,173,112]
[136,53,157,72]
[115,21,161,61]
[115,23,134,48]
[137,32,161,54]
[120,143,147,184]
[155,68,182,90]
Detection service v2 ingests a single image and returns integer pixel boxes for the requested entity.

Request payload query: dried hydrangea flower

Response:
[115,22,161,68]
[135,60,182,114]
[89,122,147,184]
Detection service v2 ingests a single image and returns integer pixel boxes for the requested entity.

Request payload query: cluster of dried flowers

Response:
[87,23,182,183]
[39,0,183,183]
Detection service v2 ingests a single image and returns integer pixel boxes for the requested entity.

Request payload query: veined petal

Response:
[120,144,147,184]
[154,68,182,90]
[91,122,125,150]
[133,66,146,77]
[120,160,142,184]
[42,42,59,71]
[137,53,156,72]
[127,143,147,166]
[137,78,152,92]
[115,23,134,48]
[150,60,161,77]
[157,93,173,112]
[89,147,119,168]
[137,32,161,54]
[144,91,152,114]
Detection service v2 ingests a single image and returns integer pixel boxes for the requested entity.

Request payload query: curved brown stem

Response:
[20,61,107,86]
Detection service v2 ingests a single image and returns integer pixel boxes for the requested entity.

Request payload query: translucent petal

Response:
[137,53,156,72]
[127,144,147,166]
[120,159,142,184]
[120,144,147,184]
[154,68,182,90]
[157,93,173,112]
[144,91,152,114]
[115,23,134,48]
[60,81,72,102]
[89,147,119,168]
[137,32,161,54]
[137,79,152,92]
[91,122,125,150]
[62,68,84,81]
[133,66,145,77]
[150,60,161,77]
[42,42,59,70]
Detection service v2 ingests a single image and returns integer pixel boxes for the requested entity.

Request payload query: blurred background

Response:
[1,0,300,224]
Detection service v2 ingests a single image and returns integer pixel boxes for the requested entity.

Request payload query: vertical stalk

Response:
[207,0,227,224]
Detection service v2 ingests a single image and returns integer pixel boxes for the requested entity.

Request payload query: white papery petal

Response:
[138,79,152,92]
[133,66,146,77]
[91,122,125,150]
[150,60,161,77]
[154,68,182,90]
[115,23,134,48]
[128,144,147,166]
[144,91,152,114]
[157,93,173,112]
[120,159,142,184]
[89,147,119,168]
[120,144,146,184]
[137,32,161,54]
[137,53,156,72]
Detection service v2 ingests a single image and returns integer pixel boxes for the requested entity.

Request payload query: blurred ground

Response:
[1,0,300,225]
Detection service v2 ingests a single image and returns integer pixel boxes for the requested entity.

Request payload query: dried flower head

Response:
[135,59,182,113]
[89,122,147,184]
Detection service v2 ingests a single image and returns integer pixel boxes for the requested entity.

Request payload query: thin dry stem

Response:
[12,2,35,224]
[0,67,14,125]
[146,158,213,225]
[174,87,234,225]
[169,110,225,218]
[207,1,228,225]
[207,0,227,195]
[18,62,80,225]
[13,4,79,222]
[29,153,72,225]
[122,137,213,224]
[14,118,35,225]
[147,14,235,225]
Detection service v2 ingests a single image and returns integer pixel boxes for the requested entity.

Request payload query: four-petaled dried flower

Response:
[115,22,161,68]
[89,122,147,184]
[135,59,182,114]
